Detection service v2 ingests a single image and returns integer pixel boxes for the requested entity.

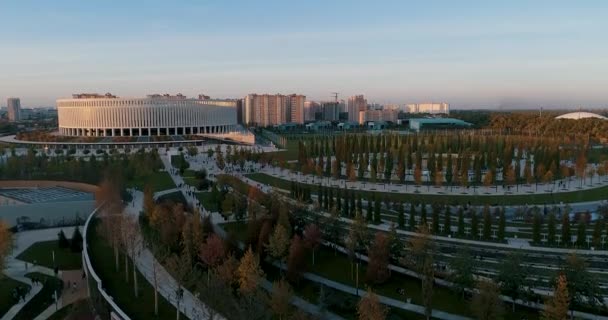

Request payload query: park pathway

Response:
[1,227,79,320]
[125,189,223,320]
[160,153,344,319]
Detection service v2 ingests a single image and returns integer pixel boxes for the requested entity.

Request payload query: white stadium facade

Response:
[57,93,238,137]
[555,111,608,120]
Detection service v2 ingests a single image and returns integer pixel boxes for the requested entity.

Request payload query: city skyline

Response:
[1,1,608,108]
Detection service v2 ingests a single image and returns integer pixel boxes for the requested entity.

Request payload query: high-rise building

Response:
[7,98,21,122]
[359,109,398,124]
[347,95,367,122]
[406,102,449,114]
[287,94,306,124]
[322,102,340,121]
[244,94,303,126]
[304,101,321,121]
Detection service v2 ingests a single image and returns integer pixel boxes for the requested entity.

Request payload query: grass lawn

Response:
[87,218,184,320]
[246,172,608,206]
[13,273,63,320]
[182,169,200,187]
[156,191,187,205]
[17,240,82,270]
[0,277,27,317]
[46,305,71,320]
[126,171,175,192]
[46,300,92,320]
[196,192,218,212]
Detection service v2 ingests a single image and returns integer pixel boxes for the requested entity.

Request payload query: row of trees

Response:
[531,211,608,248]
[305,182,508,242]
[291,132,606,188]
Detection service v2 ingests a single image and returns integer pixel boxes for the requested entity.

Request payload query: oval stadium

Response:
[57,93,238,137]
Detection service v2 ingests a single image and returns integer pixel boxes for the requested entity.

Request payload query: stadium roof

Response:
[555,112,608,120]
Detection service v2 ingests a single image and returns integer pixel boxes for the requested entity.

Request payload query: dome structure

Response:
[555,112,608,120]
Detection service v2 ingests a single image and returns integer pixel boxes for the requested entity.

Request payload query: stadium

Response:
[57,93,238,137]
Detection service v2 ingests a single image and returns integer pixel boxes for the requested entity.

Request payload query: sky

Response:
[1,0,607,109]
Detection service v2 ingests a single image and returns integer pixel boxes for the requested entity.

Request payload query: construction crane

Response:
[330,92,339,103]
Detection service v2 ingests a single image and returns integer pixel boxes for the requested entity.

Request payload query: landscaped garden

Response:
[13,272,63,320]
[0,277,27,317]
[87,218,184,320]
[17,239,82,270]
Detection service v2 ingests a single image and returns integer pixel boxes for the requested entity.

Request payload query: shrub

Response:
[70,227,83,252]
[57,230,69,249]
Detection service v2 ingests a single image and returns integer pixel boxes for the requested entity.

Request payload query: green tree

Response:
[420,203,427,226]
[576,221,587,248]
[470,211,479,239]
[397,202,405,229]
[431,206,440,234]
[497,208,506,241]
[443,206,452,235]
[366,198,373,222]
[498,252,527,311]
[409,203,417,230]
[547,212,557,246]
[482,206,492,240]
[457,207,465,237]
[592,220,604,249]
[373,195,381,224]
[532,213,542,244]
[561,253,602,312]
[449,248,476,298]
[561,214,571,247]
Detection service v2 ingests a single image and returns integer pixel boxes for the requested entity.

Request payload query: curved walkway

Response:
[1,227,79,320]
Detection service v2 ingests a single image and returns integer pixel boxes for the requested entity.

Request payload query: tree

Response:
[471,280,504,320]
[547,212,557,246]
[0,220,12,274]
[199,234,226,284]
[483,170,494,188]
[409,203,417,230]
[497,252,527,311]
[542,274,569,320]
[365,232,390,284]
[449,248,475,299]
[431,206,440,234]
[237,247,265,295]
[482,206,492,240]
[143,184,155,219]
[497,208,506,241]
[214,254,238,287]
[408,224,434,320]
[532,213,542,244]
[266,225,290,268]
[270,278,293,320]
[561,253,602,311]
[470,211,479,239]
[592,220,604,249]
[287,235,306,283]
[576,221,587,248]
[397,202,405,229]
[443,206,452,235]
[58,230,69,249]
[561,214,571,246]
[373,195,381,224]
[457,207,465,237]
[303,224,321,265]
[357,288,387,320]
